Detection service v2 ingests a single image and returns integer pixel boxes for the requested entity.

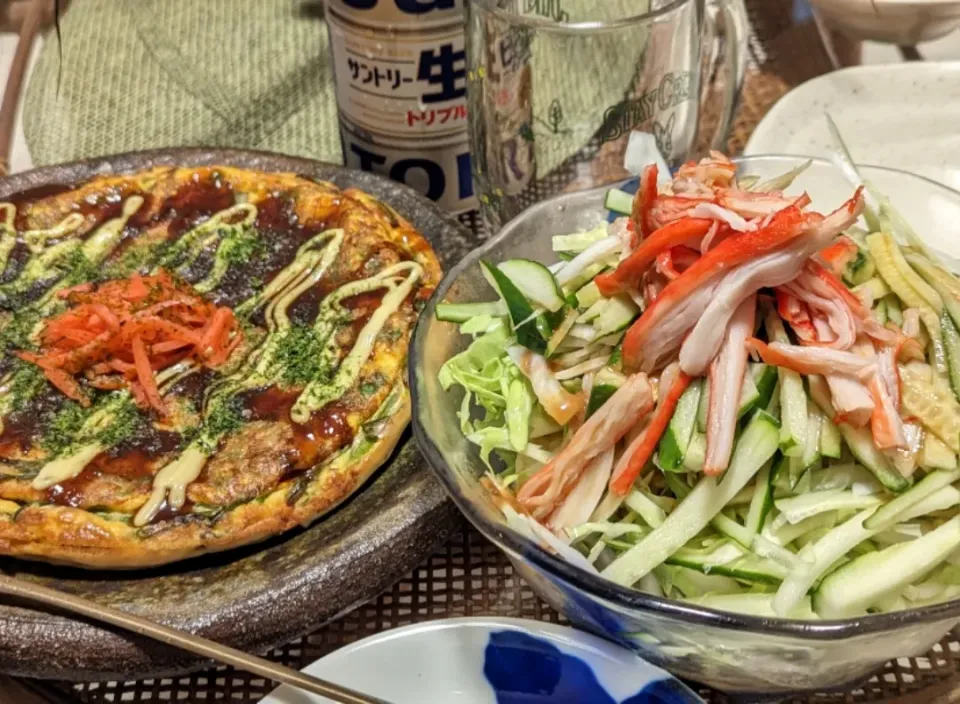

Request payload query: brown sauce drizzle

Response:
[239,387,355,472]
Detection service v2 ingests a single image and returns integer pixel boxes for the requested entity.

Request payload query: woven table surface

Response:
[12,1,960,702]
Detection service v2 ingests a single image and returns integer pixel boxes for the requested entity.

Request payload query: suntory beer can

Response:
[325,0,463,30]
[339,113,477,214]
[326,8,468,137]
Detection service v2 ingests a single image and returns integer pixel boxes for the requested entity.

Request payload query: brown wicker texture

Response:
[16,1,960,702]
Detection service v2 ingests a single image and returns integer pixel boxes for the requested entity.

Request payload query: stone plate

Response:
[0,148,472,681]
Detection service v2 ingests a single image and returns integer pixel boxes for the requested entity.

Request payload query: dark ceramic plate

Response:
[0,148,472,681]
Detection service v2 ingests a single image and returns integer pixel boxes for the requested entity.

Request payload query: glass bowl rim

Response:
[409,153,960,638]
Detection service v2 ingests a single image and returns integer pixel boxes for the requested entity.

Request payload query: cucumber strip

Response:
[602,411,781,585]
[711,510,756,549]
[853,277,891,303]
[752,363,779,414]
[864,470,960,530]
[575,281,603,310]
[766,308,807,454]
[819,413,843,459]
[909,484,960,516]
[667,548,786,585]
[921,433,958,470]
[885,294,903,325]
[873,299,888,324]
[908,253,960,330]
[775,489,883,526]
[867,232,943,312]
[659,565,742,598]
[576,300,608,326]
[772,507,878,615]
[435,301,506,323]
[498,259,566,312]
[594,295,639,338]
[481,261,546,354]
[813,515,960,618]
[688,593,816,619]
[745,462,774,536]
[683,432,706,472]
[553,225,609,254]
[737,368,761,419]
[808,375,910,492]
[940,309,960,403]
[604,188,634,215]
[766,511,838,547]
[624,489,667,528]
[696,383,709,433]
[545,308,579,358]
[658,379,703,471]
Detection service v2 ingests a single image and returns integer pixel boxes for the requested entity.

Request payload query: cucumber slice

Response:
[594,294,639,338]
[864,469,960,530]
[820,413,843,459]
[602,410,781,585]
[808,375,909,493]
[498,259,566,312]
[658,379,702,471]
[813,515,960,618]
[481,261,546,354]
[435,301,506,323]
[789,408,823,487]
[553,224,609,254]
[605,188,634,215]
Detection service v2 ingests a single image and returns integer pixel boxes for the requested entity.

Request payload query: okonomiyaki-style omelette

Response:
[0,166,441,568]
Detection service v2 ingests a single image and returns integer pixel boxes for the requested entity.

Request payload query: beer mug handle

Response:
[701,0,749,151]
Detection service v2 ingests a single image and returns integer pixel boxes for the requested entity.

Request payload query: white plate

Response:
[735,155,960,272]
[744,63,960,193]
[260,617,702,704]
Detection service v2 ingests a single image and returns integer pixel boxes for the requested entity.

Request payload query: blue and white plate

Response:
[261,617,703,704]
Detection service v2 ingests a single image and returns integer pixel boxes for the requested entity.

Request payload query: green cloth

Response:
[24,0,342,166]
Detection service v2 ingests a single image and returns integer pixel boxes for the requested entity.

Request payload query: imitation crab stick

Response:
[632,164,659,242]
[622,206,808,369]
[609,370,692,496]
[596,218,713,296]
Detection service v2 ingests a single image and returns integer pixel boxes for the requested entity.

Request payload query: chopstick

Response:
[0,0,43,176]
[0,573,391,704]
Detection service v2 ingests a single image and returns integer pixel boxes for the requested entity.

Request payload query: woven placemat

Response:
[17,2,960,703]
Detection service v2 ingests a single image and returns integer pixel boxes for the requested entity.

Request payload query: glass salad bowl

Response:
[409,155,960,696]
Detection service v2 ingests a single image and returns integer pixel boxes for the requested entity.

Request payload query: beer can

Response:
[325,0,463,30]
[326,8,468,137]
[339,113,477,214]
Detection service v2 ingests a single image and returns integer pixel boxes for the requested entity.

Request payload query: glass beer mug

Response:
[466,0,748,230]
